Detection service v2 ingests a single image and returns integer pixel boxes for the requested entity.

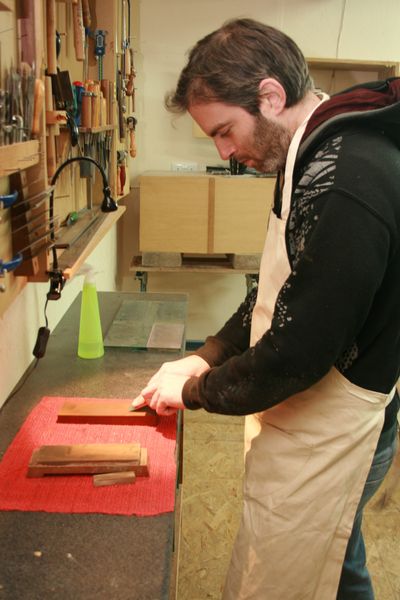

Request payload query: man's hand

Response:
[140,372,190,416]
[131,355,209,415]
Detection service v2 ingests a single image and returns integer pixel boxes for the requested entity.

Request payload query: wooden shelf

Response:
[307,57,399,72]
[0,141,40,178]
[78,125,116,134]
[130,254,259,275]
[57,205,126,279]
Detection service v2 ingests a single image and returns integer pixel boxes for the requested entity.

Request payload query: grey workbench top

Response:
[0,291,186,600]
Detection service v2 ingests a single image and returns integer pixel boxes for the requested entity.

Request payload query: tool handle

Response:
[117,166,122,196]
[129,129,136,158]
[124,48,131,78]
[81,0,91,28]
[100,79,110,125]
[120,164,126,192]
[32,78,45,136]
[91,91,100,128]
[46,0,57,75]
[72,0,85,61]
[80,92,92,128]
[126,69,135,98]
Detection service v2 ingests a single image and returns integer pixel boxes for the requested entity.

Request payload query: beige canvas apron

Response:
[223,104,395,600]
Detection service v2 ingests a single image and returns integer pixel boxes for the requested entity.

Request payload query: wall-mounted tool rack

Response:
[0,0,137,317]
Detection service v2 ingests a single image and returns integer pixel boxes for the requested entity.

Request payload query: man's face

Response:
[189,101,291,173]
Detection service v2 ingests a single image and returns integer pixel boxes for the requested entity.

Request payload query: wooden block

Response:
[139,173,275,256]
[141,252,182,268]
[93,471,136,487]
[57,399,158,426]
[139,174,210,253]
[27,445,149,478]
[32,443,141,465]
[213,177,274,254]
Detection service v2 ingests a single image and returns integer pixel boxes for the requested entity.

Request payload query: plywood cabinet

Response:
[139,173,274,255]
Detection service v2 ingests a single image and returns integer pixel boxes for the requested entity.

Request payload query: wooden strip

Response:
[32,443,141,464]
[27,447,149,478]
[57,399,158,426]
[207,177,215,254]
[27,459,140,477]
[93,471,136,487]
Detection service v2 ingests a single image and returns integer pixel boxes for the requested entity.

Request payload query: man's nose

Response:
[214,139,235,161]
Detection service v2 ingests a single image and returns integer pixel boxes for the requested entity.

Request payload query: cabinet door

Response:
[213,177,275,254]
[139,176,210,253]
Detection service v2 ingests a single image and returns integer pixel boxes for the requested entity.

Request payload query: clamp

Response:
[0,190,18,209]
[0,253,23,292]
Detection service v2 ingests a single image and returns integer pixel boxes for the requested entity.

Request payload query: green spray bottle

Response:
[77,265,104,359]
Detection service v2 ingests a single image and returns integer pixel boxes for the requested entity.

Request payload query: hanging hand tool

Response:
[0,89,6,145]
[11,115,25,142]
[125,48,136,107]
[21,64,36,140]
[127,116,137,158]
[31,78,45,137]
[49,22,79,148]
[81,0,91,29]
[94,30,107,81]
[46,0,57,75]
[121,0,131,82]
[45,75,57,177]
[72,0,85,62]
[81,0,91,82]
[117,149,127,195]
[117,69,126,142]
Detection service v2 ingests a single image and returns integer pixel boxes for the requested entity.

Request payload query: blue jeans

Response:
[336,418,399,600]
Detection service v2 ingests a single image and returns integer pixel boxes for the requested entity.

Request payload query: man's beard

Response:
[252,114,291,174]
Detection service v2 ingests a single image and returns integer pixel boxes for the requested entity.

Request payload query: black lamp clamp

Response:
[47,155,118,301]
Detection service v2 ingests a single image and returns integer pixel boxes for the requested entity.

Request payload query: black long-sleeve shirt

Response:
[182,83,400,427]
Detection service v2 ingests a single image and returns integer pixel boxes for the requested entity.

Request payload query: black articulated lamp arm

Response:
[50,156,118,216]
[49,156,118,274]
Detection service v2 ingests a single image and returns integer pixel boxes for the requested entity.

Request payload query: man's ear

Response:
[258,78,286,117]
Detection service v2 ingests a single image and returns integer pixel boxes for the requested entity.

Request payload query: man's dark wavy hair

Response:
[165,18,313,115]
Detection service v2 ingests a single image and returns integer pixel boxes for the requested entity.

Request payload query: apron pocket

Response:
[244,421,314,508]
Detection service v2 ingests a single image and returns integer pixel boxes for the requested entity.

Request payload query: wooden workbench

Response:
[0,292,186,600]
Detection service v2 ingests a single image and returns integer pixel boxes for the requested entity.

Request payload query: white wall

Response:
[0,228,118,407]
[122,0,400,339]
